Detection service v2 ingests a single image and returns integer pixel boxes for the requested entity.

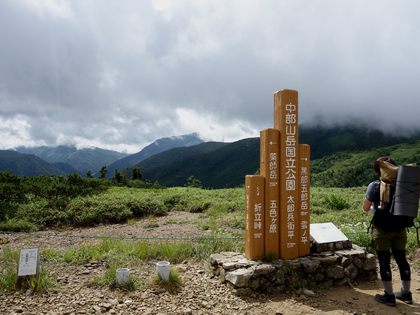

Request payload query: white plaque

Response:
[310,222,348,244]
[18,248,39,277]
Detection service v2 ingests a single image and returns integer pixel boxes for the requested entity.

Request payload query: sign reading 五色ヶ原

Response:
[244,89,311,261]
[260,129,280,259]
[18,248,40,277]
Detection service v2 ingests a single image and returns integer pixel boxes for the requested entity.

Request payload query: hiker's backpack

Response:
[372,161,420,232]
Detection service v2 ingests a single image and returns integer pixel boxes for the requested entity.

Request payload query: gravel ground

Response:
[1,211,419,315]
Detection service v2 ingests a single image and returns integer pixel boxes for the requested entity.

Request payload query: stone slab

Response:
[310,222,348,244]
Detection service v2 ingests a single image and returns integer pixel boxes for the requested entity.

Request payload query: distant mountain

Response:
[51,162,81,175]
[138,138,259,188]
[107,133,204,177]
[15,145,127,174]
[136,125,420,188]
[299,125,420,159]
[0,150,65,176]
[311,140,420,187]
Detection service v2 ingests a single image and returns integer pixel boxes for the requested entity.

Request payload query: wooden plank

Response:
[274,89,299,259]
[245,175,265,260]
[298,144,311,257]
[260,128,280,259]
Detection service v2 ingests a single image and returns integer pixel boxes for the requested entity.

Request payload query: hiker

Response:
[363,156,413,306]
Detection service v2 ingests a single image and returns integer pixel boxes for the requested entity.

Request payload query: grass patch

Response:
[143,218,159,229]
[0,218,38,232]
[324,194,350,211]
[89,265,140,291]
[151,267,183,294]
[0,247,56,293]
[58,238,243,266]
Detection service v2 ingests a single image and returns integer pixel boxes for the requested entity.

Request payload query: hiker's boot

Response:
[395,289,413,304]
[375,291,396,306]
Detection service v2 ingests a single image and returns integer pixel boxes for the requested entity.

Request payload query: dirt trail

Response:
[1,211,419,315]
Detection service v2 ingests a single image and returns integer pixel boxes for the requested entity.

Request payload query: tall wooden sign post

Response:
[260,129,280,259]
[274,90,299,259]
[245,89,311,261]
[298,144,311,256]
[245,175,265,260]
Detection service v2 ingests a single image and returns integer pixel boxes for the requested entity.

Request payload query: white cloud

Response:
[175,107,257,142]
[19,0,74,19]
[0,116,46,149]
[1,0,420,153]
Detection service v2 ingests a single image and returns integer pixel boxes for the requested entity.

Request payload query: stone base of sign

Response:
[209,244,377,296]
[311,239,353,253]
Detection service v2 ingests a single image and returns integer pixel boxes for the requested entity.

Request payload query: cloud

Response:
[1,0,419,153]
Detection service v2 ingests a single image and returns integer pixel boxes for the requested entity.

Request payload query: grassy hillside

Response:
[1,184,418,253]
[299,125,418,159]
[107,133,203,177]
[135,126,419,189]
[312,140,420,187]
[0,150,65,176]
[140,138,259,188]
[16,145,127,174]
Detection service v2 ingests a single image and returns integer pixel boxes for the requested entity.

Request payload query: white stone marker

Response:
[310,222,348,244]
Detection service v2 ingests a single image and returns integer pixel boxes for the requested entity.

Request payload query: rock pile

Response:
[210,244,377,296]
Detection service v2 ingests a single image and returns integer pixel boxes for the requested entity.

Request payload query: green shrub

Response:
[0,218,38,232]
[324,194,350,210]
[66,196,133,226]
[16,200,69,227]
[127,197,167,217]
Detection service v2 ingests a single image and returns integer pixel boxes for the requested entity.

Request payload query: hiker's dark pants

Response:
[373,227,411,282]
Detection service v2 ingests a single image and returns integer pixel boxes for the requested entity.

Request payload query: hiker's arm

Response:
[363,199,372,213]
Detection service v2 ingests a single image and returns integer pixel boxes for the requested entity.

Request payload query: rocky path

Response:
[1,211,419,315]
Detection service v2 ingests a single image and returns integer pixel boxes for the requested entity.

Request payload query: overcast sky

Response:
[1,0,419,153]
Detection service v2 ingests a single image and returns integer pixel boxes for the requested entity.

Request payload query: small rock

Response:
[99,303,112,311]
[302,289,315,297]
[108,299,118,305]
[92,306,101,312]
[124,299,133,305]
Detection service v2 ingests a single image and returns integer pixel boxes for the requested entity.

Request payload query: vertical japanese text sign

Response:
[245,175,265,260]
[298,144,311,256]
[260,129,280,259]
[274,89,299,259]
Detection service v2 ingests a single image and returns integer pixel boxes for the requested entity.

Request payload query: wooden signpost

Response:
[274,89,299,259]
[260,129,280,259]
[245,89,311,261]
[298,144,311,257]
[245,175,265,260]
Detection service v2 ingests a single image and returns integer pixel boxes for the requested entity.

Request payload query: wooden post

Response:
[260,129,280,259]
[274,89,299,259]
[298,144,311,257]
[245,175,265,260]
